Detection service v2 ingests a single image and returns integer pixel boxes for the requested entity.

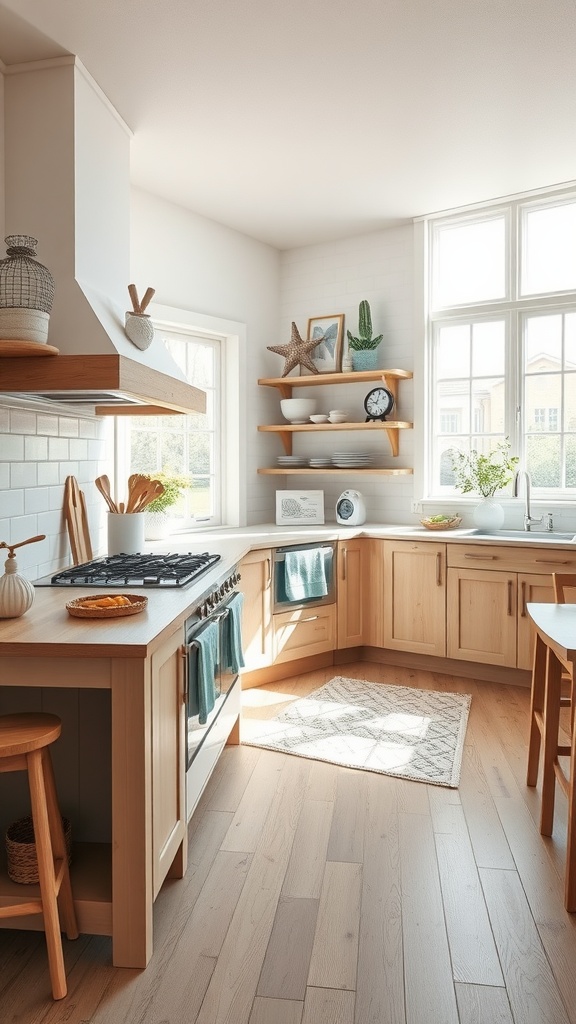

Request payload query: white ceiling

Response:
[1,0,576,250]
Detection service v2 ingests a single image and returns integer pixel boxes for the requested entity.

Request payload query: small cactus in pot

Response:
[346,300,383,370]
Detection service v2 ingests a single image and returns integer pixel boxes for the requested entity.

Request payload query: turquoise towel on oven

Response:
[223,592,245,674]
[284,548,328,602]
[193,619,219,724]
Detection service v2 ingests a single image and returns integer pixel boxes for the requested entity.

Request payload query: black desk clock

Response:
[364,386,395,422]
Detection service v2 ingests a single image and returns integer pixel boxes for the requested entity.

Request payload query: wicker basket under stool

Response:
[6,815,72,884]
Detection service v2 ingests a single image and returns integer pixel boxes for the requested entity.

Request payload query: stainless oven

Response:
[183,565,243,819]
[272,541,336,613]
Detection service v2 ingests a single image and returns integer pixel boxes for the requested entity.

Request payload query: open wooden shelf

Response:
[258,367,414,465]
[258,467,413,476]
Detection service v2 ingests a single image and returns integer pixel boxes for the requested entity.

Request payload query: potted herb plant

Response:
[143,472,191,541]
[449,438,518,529]
[345,299,383,371]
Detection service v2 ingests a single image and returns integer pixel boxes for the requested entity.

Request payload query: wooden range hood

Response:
[0,352,206,416]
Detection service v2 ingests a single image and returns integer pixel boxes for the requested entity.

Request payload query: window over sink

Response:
[426,189,576,499]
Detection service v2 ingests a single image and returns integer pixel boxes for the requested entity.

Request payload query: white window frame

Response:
[115,305,247,530]
[418,186,576,509]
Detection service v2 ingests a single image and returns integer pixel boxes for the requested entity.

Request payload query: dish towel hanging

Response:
[223,592,245,674]
[190,619,219,724]
[284,548,328,603]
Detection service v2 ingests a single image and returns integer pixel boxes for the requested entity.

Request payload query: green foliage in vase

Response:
[449,439,519,497]
[346,299,383,351]
[144,472,191,514]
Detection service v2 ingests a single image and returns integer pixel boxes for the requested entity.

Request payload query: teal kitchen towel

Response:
[223,592,245,674]
[284,548,328,602]
[192,619,219,724]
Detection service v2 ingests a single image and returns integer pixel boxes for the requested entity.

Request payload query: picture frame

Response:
[275,490,325,526]
[302,313,344,375]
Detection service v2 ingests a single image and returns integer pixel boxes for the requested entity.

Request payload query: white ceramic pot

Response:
[0,556,35,618]
[144,511,173,541]
[473,497,505,530]
[107,512,145,555]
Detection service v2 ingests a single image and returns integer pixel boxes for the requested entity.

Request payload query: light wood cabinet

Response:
[517,574,555,670]
[447,567,517,667]
[150,628,187,899]
[383,540,446,656]
[273,605,336,663]
[238,548,273,670]
[337,538,366,647]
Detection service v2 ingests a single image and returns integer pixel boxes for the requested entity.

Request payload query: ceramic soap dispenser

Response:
[0,534,45,619]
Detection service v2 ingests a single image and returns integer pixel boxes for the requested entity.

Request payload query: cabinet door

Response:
[517,573,555,670]
[150,628,186,899]
[337,538,365,648]
[383,541,446,656]
[238,549,273,670]
[447,568,517,667]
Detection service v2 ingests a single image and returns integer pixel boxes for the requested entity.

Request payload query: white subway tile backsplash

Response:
[11,463,38,488]
[37,462,60,486]
[2,490,24,517]
[58,462,80,484]
[24,435,49,461]
[69,438,89,461]
[48,437,69,461]
[0,464,10,489]
[10,409,37,434]
[37,414,59,436]
[1,435,25,461]
[58,416,80,437]
[24,487,53,514]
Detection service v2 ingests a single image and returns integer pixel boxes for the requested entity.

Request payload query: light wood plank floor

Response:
[2,661,576,1024]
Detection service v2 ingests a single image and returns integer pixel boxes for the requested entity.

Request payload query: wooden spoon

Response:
[128,283,141,314]
[95,475,119,513]
[139,287,155,313]
[132,480,164,513]
[126,473,150,513]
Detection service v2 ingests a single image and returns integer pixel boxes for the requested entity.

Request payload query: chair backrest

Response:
[552,572,576,604]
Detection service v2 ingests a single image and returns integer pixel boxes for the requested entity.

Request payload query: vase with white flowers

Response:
[449,439,518,529]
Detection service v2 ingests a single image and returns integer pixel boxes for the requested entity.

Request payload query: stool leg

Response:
[566,678,576,911]
[42,749,78,941]
[27,749,68,1000]
[527,632,547,786]
[541,649,562,838]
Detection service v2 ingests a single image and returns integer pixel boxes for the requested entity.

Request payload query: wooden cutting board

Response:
[64,476,93,565]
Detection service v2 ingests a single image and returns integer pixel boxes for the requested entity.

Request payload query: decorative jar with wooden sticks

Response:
[124,283,155,350]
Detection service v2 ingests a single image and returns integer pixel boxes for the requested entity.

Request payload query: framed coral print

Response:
[303,313,344,374]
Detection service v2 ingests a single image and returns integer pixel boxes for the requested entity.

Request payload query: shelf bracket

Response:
[384,427,400,457]
[278,430,292,455]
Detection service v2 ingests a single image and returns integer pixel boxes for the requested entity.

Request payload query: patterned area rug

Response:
[244,676,472,787]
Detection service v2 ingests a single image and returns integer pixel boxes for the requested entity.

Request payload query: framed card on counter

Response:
[275,490,325,526]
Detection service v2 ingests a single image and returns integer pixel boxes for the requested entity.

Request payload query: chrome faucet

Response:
[513,470,543,531]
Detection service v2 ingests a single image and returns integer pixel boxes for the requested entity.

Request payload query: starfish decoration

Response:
[267,322,321,377]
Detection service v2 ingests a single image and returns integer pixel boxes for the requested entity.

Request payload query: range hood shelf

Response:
[0,353,206,416]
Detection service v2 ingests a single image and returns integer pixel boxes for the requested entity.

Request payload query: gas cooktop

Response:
[42,552,222,589]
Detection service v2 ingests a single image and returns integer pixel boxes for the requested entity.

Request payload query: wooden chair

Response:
[526,572,575,787]
[0,714,79,999]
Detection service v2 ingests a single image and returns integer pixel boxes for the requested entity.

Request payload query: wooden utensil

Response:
[95,475,119,514]
[126,473,150,513]
[139,287,155,313]
[128,283,141,314]
[64,476,93,566]
[132,480,164,513]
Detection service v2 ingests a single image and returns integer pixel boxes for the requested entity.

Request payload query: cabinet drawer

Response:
[447,543,576,575]
[273,605,336,664]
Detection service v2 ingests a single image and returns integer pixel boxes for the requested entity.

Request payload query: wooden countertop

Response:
[2,524,575,658]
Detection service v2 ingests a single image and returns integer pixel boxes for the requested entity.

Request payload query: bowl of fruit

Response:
[420,514,462,531]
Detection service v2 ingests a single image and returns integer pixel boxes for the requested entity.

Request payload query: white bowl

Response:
[280,398,317,423]
[329,409,347,415]
[310,414,329,423]
[328,413,348,423]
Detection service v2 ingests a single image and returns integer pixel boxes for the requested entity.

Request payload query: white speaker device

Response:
[336,490,366,526]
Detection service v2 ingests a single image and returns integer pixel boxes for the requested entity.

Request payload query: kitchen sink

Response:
[470,529,575,542]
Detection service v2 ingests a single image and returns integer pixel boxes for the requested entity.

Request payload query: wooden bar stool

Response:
[526,572,575,787]
[0,713,78,999]
[526,602,576,911]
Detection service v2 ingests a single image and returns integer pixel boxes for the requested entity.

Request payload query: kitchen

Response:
[2,2,576,1023]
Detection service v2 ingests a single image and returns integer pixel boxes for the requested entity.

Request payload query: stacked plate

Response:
[277,455,308,468]
[308,458,332,468]
[331,451,374,468]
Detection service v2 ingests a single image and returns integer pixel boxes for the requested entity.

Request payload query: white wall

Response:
[279,225,416,523]
[130,187,282,524]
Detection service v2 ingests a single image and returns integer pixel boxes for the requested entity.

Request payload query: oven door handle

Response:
[180,644,189,705]
[274,546,334,563]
